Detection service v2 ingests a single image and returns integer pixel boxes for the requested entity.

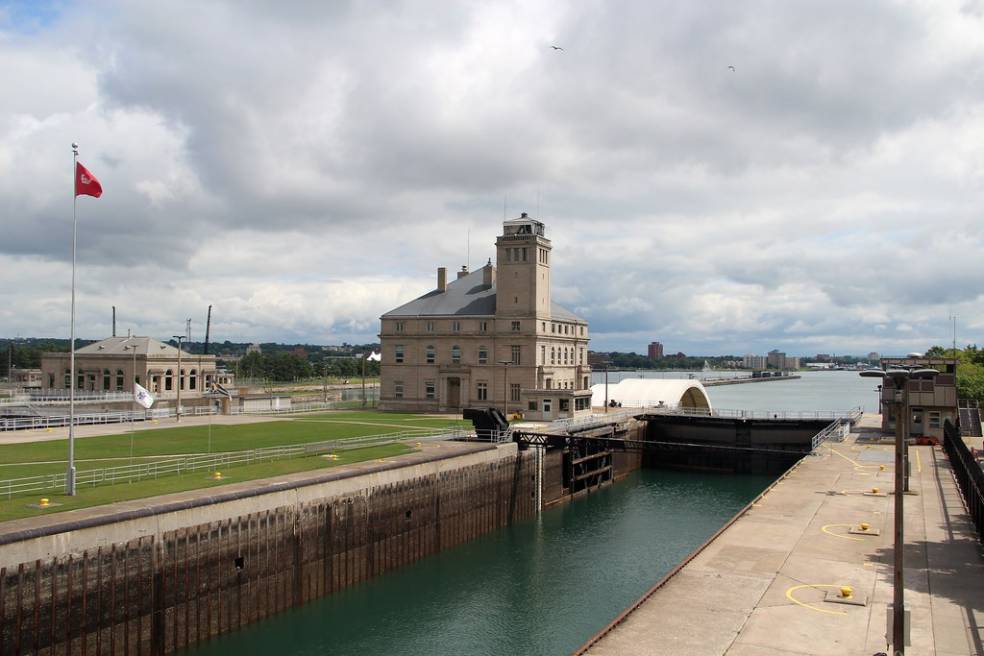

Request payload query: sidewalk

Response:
[584,414,984,655]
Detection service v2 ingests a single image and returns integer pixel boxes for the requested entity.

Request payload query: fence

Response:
[0,407,221,432]
[638,406,863,422]
[943,419,984,543]
[810,418,850,453]
[0,428,472,500]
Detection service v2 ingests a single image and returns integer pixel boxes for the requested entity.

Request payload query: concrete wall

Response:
[0,444,536,655]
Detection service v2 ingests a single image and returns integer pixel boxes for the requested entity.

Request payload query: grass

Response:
[0,411,466,479]
[0,443,413,523]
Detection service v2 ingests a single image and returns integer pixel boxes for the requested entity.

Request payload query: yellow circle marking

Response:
[785,584,849,616]
[821,523,863,541]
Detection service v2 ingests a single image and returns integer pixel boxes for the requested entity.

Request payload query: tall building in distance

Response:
[742,354,767,369]
[647,341,664,359]
[378,214,592,420]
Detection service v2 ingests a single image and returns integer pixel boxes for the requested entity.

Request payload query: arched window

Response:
[179,369,186,390]
[190,369,197,390]
[425,346,435,364]
[103,369,111,390]
[165,369,173,391]
[64,369,71,389]
[551,347,556,365]
[451,345,461,364]
[115,369,124,391]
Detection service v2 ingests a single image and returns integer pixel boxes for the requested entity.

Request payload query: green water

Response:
[189,469,773,656]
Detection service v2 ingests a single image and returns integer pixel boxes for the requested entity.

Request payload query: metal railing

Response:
[943,419,984,543]
[637,406,862,421]
[0,406,223,431]
[0,391,138,406]
[0,428,471,500]
[811,418,850,453]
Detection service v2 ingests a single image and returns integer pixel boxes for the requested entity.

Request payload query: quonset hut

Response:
[590,378,712,411]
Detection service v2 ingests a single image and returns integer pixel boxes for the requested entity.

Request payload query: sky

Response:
[1,0,982,356]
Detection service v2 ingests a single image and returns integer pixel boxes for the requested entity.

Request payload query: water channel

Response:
[189,371,866,655]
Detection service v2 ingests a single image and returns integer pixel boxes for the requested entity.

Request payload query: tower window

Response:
[395,345,405,363]
[511,321,520,332]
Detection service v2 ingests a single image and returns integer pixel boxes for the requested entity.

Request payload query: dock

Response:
[702,374,802,387]
[580,413,984,656]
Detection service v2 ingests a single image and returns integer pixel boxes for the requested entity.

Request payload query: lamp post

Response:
[859,366,938,654]
[172,335,184,422]
[361,353,368,408]
[498,360,512,415]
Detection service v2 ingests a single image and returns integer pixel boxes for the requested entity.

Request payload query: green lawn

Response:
[0,411,466,480]
[0,443,413,523]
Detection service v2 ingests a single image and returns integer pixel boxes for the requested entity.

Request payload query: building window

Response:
[103,369,111,390]
[929,411,941,429]
[190,369,197,390]
[395,345,405,363]
[425,381,436,399]
[580,349,585,365]
[64,369,70,389]
[394,382,404,399]
[583,376,589,389]
[426,321,434,332]
[511,345,521,365]
[575,397,590,411]
[180,369,186,390]
[551,347,556,365]
[395,321,405,333]
[165,369,173,391]
[510,383,521,402]
[551,324,556,334]
[426,345,435,364]
[478,346,488,365]
[451,345,461,364]
[543,399,552,413]
[541,345,546,364]
[546,379,552,389]
[511,321,521,332]
[580,326,585,336]
[452,320,461,333]
[479,321,488,333]
[542,321,546,332]
[135,376,141,386]
[560,399,570,412]
[521,247,528,262]
[116,369,124,391]
[514,296,518,304]
[528,400,538,411]
[477,382,488,401]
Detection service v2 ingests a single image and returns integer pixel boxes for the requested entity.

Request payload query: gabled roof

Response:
[382,268,585,322]
[74,336,195,358]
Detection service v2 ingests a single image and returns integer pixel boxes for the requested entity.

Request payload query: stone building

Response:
[378,215,592,420]
[878,357,958,441]
[40,336,232,399]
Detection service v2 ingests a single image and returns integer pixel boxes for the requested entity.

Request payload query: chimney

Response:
[457,265,469,279]
[483,259,495,286]
[437,267,447,291]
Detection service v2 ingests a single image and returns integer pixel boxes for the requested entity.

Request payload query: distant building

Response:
[815,353,832,362]
[378,215,592,420]
[743,354,767,369]
[9,367,43,390]
[647,341,664,359]
[867,352,880,362]
[40,336,230,399]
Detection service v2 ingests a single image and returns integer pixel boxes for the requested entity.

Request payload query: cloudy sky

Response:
[1,0,982,356]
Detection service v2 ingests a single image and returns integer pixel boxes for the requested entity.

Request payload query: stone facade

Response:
[379,215,591,420]
[40,336,231,400]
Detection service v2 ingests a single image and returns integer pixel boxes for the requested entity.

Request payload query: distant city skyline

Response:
[1,2,981,354]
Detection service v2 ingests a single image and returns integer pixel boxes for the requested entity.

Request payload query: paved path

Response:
[584,414,984,656]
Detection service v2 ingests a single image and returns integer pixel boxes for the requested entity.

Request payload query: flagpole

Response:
[67,143,79,496]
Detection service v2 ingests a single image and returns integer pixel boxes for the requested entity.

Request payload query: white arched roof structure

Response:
[590,378,712,411]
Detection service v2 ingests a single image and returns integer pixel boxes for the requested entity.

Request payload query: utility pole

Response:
[173,335,184,422]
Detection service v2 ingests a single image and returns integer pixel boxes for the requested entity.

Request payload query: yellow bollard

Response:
[871,487,879,494]
[839,586,853,599]
[879,464,885,471]
[39,498,50,508]
[859,522,870,531]
[212,471,223,480]
[415,442,422,448]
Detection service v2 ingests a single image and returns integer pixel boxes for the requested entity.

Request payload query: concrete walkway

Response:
[584,414,984,656]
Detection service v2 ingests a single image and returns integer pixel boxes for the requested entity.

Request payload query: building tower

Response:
[494,213,551,318]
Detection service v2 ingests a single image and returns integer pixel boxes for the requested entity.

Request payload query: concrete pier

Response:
[582,414,984,656]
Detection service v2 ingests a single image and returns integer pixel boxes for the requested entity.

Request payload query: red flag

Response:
[75,162,103,198]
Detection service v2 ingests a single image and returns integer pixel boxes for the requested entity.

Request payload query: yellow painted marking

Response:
[827,447,879,469]
[821,523,864,541]
[785,584,849,616]
[915,449,922,474]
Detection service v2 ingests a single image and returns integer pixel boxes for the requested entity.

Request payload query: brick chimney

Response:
[482,259,495,287]
[437,267,447,291]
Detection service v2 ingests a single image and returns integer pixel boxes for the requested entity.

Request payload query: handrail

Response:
[637,406,862,421]
[0,427,472,500]
[943,419,984,543]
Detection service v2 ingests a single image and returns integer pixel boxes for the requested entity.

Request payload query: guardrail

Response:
[943,419,984,543]
[0,391,137,406]
[637,406,862,421]
[0,428,472,500]
[0,406,222,431]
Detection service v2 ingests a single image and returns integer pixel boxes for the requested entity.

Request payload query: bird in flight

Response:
[728,65,736,72]
[551,45,564,51]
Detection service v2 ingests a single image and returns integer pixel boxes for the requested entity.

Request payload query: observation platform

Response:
[581,413,984,656]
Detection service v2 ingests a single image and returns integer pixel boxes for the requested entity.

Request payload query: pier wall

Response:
[0,444,536,655]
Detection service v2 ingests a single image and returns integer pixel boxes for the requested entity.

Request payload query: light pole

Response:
[172,335,184,422]
[859,366,938,654]
[361,353,368,408]
[498,360,512,415]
